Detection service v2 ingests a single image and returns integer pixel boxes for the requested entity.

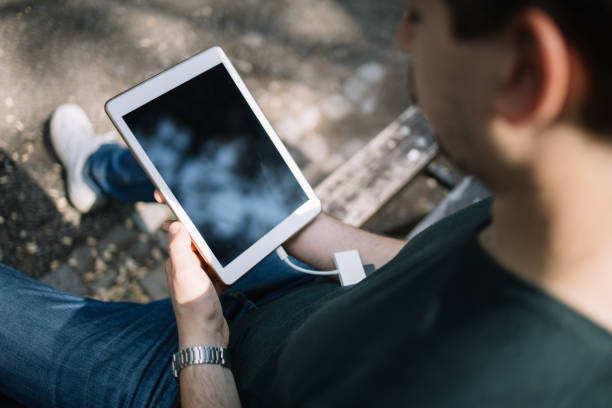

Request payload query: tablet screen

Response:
[123,63,309,266]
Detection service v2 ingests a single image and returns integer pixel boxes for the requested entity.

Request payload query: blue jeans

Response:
[0,144,318,407]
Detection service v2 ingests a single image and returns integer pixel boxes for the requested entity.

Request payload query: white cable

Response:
[275,246,339,276]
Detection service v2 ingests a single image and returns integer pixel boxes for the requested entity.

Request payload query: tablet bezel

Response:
[105,46,321,285]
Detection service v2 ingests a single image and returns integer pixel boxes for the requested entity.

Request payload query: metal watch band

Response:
[171,346,230,378]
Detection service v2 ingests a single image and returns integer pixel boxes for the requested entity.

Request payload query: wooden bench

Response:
[315,106,490,236]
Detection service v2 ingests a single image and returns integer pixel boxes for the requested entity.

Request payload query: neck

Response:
[480,125,612,333]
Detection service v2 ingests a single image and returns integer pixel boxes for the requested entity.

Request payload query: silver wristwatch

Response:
[171,346,230,378]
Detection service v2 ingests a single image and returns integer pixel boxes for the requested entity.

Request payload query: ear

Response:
[495,8,571,125]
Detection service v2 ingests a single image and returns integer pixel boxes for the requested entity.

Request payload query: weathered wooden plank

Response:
[315,106,438,227]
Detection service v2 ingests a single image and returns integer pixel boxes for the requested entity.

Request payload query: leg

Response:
[87,143,155,203]
[50,104,156,211]
[0,263,178,407]
[230,253,319,302]
[0,255,321,407]
[220,253,324,321]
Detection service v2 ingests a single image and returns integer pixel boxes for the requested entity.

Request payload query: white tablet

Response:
[105,46,321,285]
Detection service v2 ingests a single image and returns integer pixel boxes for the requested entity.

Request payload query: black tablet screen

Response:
[123,63,309,266]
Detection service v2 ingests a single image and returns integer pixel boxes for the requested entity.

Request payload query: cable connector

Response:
[333,250,367,286]
[275,246,368,286]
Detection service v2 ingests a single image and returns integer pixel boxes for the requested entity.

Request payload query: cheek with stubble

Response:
[412,60,455,149]
[413,63,484,174]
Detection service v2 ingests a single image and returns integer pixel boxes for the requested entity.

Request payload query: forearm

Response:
[284,213,407,270]
[164,222,242,407]
[175,320,241,407]
[174,309,241,407]
[179,362,241,408]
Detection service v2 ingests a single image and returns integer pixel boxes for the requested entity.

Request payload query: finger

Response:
[167,222,228,295]
[162,217,179,232]
[154,189,167,204]
[168,222,201,273]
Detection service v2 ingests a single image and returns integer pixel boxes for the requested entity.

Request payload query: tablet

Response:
[105,46,321,285]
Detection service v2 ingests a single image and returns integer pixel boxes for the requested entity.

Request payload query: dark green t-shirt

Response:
[228,199,612,407]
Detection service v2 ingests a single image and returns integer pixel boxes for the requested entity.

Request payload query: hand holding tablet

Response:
[106,47,321,285]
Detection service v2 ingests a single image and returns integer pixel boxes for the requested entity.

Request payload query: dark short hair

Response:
[445,0,612,133]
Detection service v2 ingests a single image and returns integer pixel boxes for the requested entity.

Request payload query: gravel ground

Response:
[0,0,452,303]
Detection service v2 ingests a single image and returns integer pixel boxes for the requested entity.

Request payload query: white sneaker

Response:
[50,104,118,213]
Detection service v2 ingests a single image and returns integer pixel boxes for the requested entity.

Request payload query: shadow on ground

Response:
[0,147,133,278]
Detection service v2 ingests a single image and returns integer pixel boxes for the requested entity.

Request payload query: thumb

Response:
[166,222,215,305]
[166,222,228,296]
[168,222,201,274]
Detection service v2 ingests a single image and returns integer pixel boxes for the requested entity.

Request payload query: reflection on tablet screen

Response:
[123,63,308,266]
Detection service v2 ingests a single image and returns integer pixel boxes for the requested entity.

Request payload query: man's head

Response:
[398,0,612,192]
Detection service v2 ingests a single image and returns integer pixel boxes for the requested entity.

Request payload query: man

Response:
[1,0,611,406]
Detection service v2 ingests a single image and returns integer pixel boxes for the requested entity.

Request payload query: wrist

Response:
[178,322,229,349]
